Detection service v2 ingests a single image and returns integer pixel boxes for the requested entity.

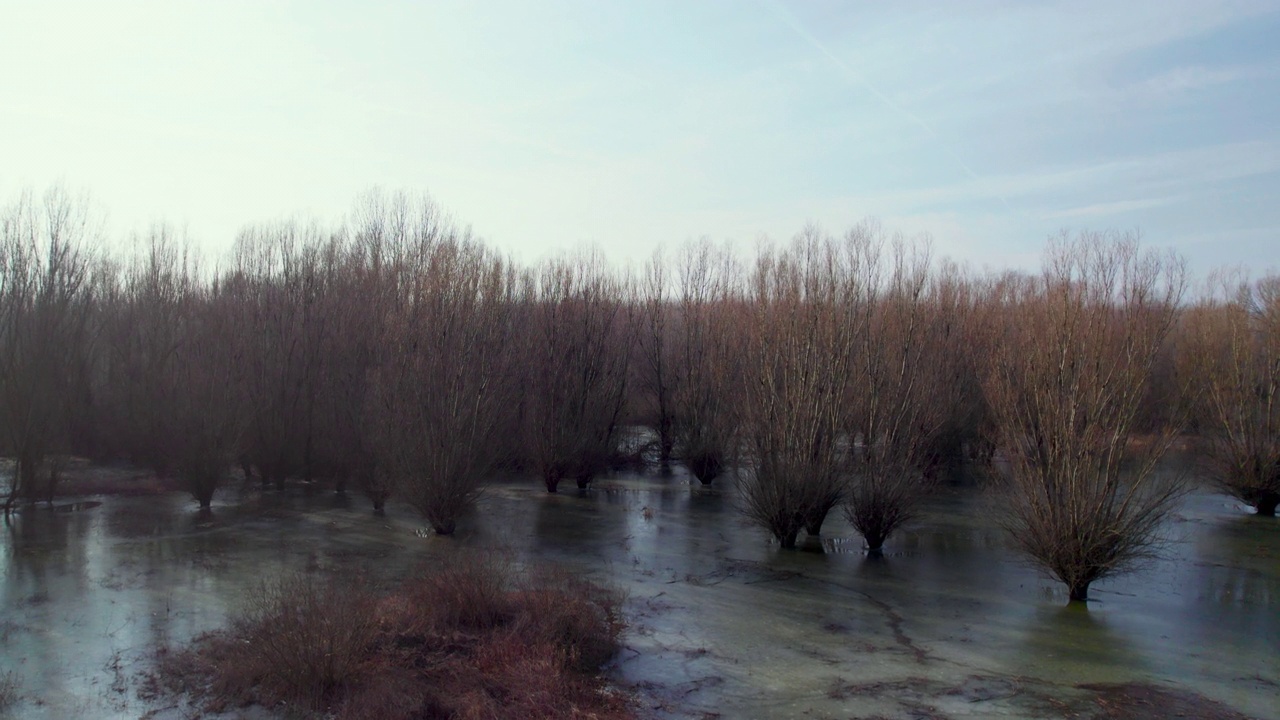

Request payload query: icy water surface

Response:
[1,469,1276,719]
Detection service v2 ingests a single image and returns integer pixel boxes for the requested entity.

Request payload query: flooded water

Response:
[1,466,1276,719]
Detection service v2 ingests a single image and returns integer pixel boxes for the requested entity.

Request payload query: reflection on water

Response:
[0,469,1277,719]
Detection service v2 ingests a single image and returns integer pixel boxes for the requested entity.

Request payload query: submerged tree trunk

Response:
[1256,495,1278,517]
[1068,582,1091,603]
[658,416,674,476]
[687,452,723,485]
[804,510,827,536]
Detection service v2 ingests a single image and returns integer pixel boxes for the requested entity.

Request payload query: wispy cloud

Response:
[1040,198,1176,221]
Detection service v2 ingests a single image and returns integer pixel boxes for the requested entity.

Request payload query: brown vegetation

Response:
[984,232,1188,601]
[840,226,958,552]
[738,229,856,548]
[4,181,1266,606]
[634,249,678,473]
[155,555,631,720]
[1181,273,1280,516]
[519,253,632,492]
[670,239,743,484]
[0,188,95,510]
[368,232,516,534]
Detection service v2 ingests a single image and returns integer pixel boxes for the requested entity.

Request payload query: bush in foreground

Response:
[155,555,631,719]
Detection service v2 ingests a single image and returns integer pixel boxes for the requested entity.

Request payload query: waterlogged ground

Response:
[1,465,1277,719]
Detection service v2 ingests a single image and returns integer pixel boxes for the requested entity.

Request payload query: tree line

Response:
[2,186,1277,602]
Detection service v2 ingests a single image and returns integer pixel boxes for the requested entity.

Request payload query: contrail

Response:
[763,0,1013,210]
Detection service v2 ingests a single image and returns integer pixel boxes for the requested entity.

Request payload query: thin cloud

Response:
[1040,198,1176,221]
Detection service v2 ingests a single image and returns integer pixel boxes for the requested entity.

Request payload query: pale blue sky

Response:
[2,0,1277,273]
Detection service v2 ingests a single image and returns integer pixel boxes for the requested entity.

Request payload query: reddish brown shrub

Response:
[156,555,632,720]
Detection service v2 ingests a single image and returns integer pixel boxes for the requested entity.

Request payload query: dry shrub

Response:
[512,566,625,672]
[157,572,379,713]
[234,573,380,703]
[404,552,515,632]
[157,555,631,720]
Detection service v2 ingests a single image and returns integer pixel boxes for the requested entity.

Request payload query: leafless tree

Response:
[162,282,247,511]
[738,229,855,548]
[367,232,516,534]
[840,227,956,552]
[919,259,994,473]
[671,239,743,484]
[634,249,677,473]
[227,221,339,490]
[1182,273,1280,516]
[984,231,1187,601]
[520,252,631,492]
[100,228,199,476]
[0,188,96,510]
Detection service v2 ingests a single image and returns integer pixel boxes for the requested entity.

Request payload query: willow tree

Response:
[739,229,854,548]
[0,188,95,510]
[670,239,743,484]
[985,232,1187,602]
[520,253,631,492]
[162,283,247,511]
[1182,274,1280,516]
[634,249,678,473]
[367,231,515,534]
[840,227,957,552]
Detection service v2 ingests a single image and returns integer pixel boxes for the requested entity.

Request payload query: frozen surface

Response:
[1,468,1276,719]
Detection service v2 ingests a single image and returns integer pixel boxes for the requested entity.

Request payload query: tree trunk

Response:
[779,528,800,549]
[864,533,886,554]
[658,416,673,476]
[689,453,722,485]
[1256,495,1278,517]
[804,507,830,536]
[1068,582,1090,603]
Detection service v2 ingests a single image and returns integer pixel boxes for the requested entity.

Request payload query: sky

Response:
[2,0,1278,275]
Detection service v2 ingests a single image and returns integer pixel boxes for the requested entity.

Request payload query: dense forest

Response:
[2,186,1277,604]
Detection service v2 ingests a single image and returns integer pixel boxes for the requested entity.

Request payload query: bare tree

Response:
[1182,274,1280,516]
[0,188,96,510]
[985,232,1187,601]
[101,228,199,477]
[840,228,955,552]
[671,239,743,484]
[634,248,677,473]
[520,253,631,492]
[162,282,247,511]
[367,232,515,534]
[228,221,339,490]
[738,229,854,548]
